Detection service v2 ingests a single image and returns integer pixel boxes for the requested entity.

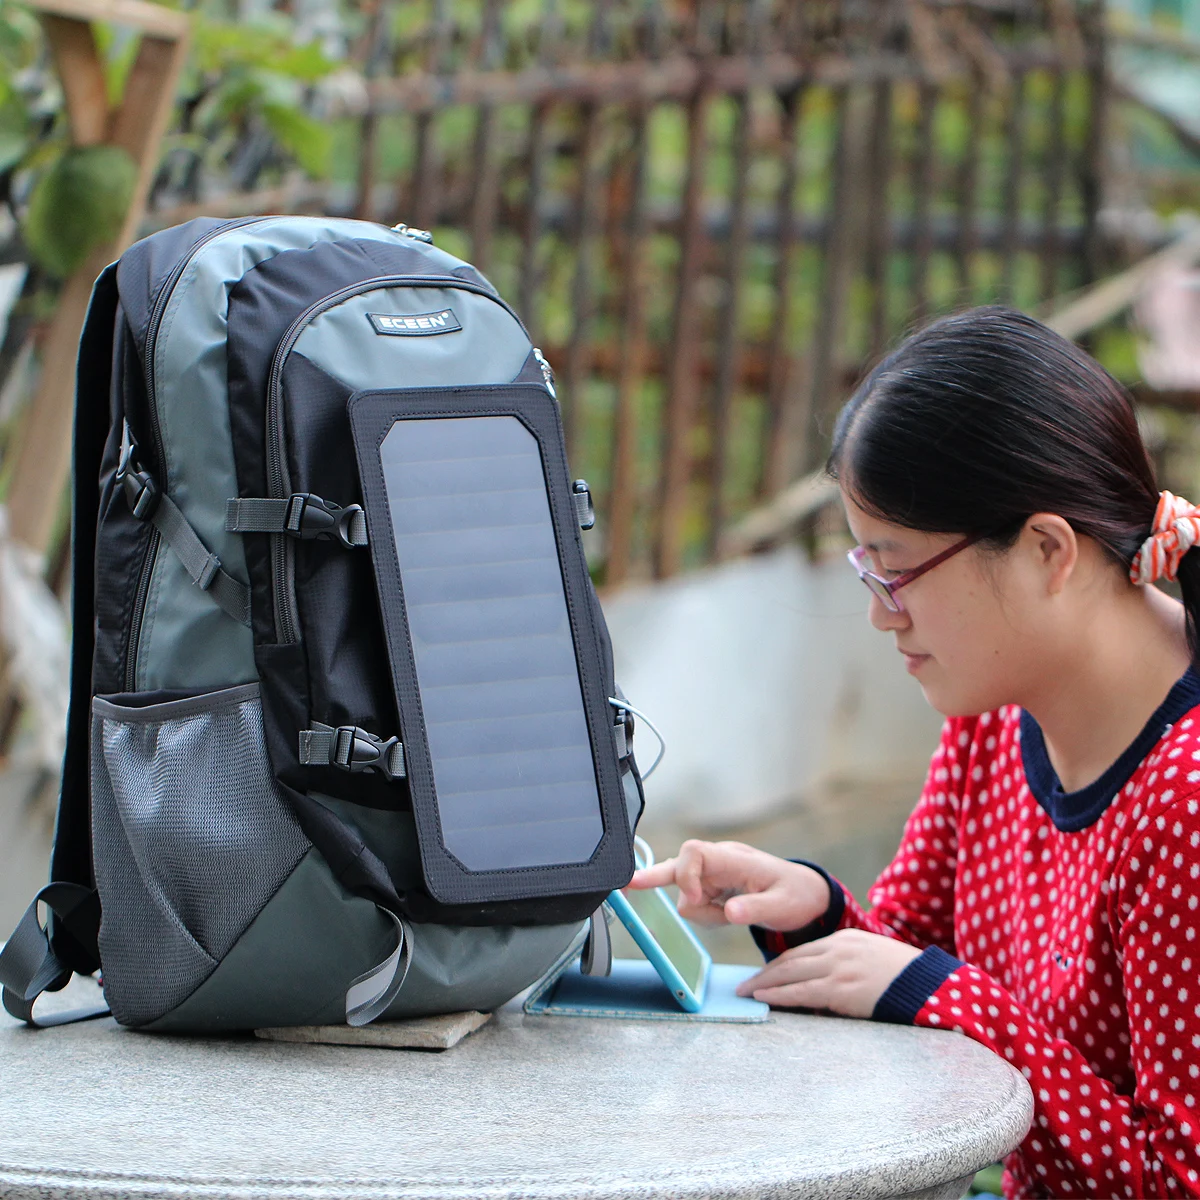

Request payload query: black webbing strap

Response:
[299,722,406,781]
[0,884,109,1026]
[117,428,251,628]
[225,495,368,548]
[150,491,252,626]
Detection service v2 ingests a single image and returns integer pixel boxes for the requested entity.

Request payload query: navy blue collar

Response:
[1020,668,1200,832]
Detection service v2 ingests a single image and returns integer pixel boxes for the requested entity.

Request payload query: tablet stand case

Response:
[524,955,770,1023]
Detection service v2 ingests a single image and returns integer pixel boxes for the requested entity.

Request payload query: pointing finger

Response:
[628,860,677,890]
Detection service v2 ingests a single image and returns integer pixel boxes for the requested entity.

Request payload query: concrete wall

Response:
[604,544,944,828]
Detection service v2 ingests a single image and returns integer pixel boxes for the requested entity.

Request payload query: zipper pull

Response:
[391,222,434,244]
[533,347,556,399]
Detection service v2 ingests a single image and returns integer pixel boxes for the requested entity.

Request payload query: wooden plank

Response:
[26,0,188,40]
[1039,66,1067,302]
[355,109,380,221]
[999,67,1027,301]
[1044,224,1200,342]
[40,15,108,146]
[467,0,504,271]
[364,46,1070,116]
[518,101,551,335]
[517,0,563,338]
[955,74,984,297]
[6,254,108,555]
[8,4,189,557]
[559,0,618,458]
[353,0,393,222]
[720,468,840,559]
[707,87,752,558]
[654,86,712,579]
[759,83,805,500]
[864,79,893,361]
[1129,385,1200,413]
[109,29,191,251]
[805,85,859,474]
[406,0,452,230]
[468,103,500,272]
[1077,0,1108,287]
[561,100,605,465]
[908,80,937,324]
[604,106,651,589]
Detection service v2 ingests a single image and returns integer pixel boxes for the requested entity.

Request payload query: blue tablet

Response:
[606,886,711,1012]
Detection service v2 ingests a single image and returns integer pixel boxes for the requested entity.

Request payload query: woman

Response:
[630,307,1200,1198]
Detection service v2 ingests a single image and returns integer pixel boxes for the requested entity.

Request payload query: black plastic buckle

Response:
[286,494,364,548]
[331,726,402,780]
[117,445,160,521]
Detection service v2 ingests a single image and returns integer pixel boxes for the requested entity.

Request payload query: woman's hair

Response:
[827,305,1200,659]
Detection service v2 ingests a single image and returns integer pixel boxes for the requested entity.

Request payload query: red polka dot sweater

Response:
[755,669,1200,1199]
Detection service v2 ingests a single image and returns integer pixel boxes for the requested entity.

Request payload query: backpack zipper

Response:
[124,532,159,691]
[265,274,528,645]
[124,216,275,690]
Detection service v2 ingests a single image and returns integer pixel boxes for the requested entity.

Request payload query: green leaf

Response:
[261,102,331,177]
[0,128,27,172]
[21,144,137,277]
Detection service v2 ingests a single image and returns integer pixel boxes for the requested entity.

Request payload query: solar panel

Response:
[378,414,604,872]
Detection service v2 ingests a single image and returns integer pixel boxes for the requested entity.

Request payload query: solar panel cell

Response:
[378,414,605,873]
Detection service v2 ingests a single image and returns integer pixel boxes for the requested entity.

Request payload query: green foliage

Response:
[22,144,137,276]
[0,0,343,285]
[179,9,338,178]
[969,1162,1005,1195]
[0,0,45,176]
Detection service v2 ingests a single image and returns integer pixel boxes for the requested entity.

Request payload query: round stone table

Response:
[0,975,1032,1200]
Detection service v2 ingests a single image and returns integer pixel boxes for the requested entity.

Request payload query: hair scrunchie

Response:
[1129,490,1200,585]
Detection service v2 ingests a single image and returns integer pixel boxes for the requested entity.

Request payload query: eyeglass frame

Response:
[847,532,987,613]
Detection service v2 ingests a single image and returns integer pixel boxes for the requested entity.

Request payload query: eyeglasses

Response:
[847,533,985,613]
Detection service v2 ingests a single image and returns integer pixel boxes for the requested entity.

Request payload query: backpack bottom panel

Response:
[146,848,584,1033]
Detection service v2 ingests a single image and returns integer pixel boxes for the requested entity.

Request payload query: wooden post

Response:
[7,0,190,560]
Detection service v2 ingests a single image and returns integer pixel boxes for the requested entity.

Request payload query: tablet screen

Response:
[622,886,709,997]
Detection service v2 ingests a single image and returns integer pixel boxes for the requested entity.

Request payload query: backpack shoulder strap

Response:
[51,262,119,896]
[0,264,119,1026]
[0,884,108,1025]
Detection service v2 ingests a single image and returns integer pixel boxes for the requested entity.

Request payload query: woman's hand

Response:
[628,839,831,930]
[735,928,923,1018]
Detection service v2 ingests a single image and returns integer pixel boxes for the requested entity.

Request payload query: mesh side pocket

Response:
[91,682,309,1026]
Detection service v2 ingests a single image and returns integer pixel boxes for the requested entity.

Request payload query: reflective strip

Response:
[345,911,413,1027]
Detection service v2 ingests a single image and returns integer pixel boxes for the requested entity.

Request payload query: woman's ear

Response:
[1023,513,1078,595]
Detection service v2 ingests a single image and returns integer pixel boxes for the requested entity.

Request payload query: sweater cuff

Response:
[872,945,963,1025]
[750,860,846,961]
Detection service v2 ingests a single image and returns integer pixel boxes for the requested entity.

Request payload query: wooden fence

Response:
[313,0,1109,585]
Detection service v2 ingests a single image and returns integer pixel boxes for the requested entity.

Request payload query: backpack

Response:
[0,216,645,1031]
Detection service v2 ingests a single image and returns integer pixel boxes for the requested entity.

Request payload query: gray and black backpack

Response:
[0,216,645,1030]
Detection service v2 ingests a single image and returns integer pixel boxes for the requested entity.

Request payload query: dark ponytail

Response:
[827,306,1200,662]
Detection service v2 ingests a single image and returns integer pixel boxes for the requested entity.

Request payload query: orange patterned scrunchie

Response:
[1129,491,1200,585]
